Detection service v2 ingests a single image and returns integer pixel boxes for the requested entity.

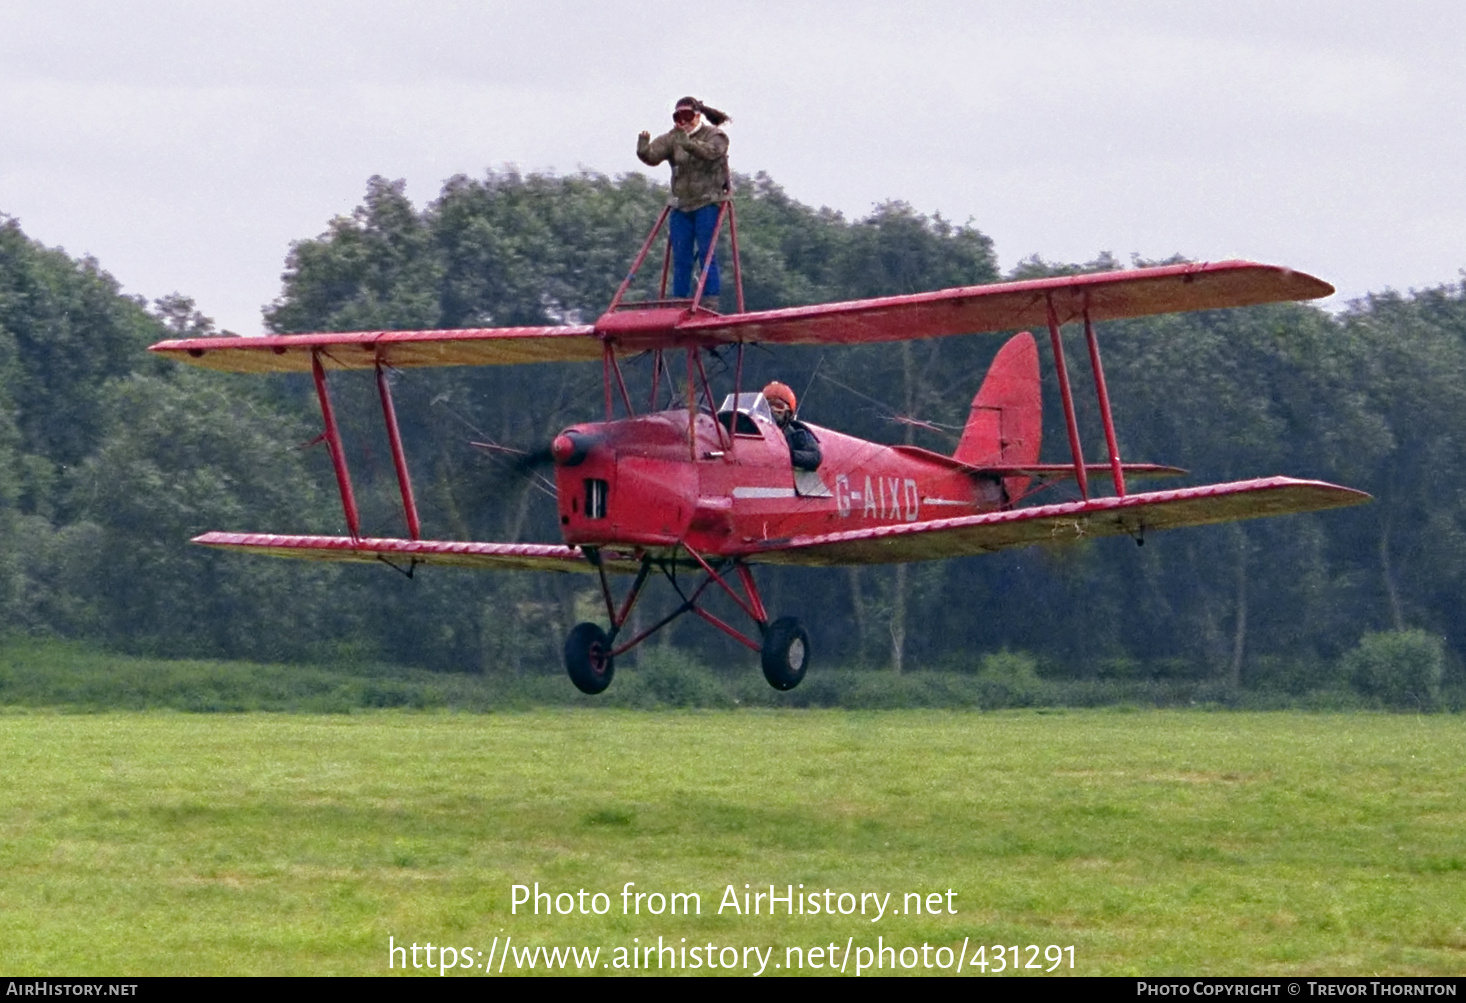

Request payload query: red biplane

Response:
[150,200,1369,693]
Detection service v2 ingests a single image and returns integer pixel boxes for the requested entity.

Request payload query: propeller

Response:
[471,428,603,479]
[550,430,595,467]
[468,439,556,500]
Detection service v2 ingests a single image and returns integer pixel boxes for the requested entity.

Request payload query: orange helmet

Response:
[762,381,796,412]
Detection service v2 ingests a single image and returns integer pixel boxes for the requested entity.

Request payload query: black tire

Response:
[565,622,615,694]
[761,616,810,691]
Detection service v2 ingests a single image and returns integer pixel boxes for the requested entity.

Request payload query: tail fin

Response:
[954,331,1042,502]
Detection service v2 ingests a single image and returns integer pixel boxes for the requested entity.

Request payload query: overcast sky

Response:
[3,1,1462,334]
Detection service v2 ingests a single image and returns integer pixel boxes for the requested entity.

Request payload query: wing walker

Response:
[151,197,1369,693]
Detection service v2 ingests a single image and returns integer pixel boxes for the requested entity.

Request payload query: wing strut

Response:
[1084,299,1127,498]
[603,342,634,420]
[310,348,425,542]
[692,347,731,451]
[311,349,362,540]
[1044,294,1132,500]
[1045,296,1089,500]
[375,361,422,540]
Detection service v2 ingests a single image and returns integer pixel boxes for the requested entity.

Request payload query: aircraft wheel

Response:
[761,617,810,691]
[565,622,615,694]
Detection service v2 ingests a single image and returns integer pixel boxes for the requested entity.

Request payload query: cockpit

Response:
[717,392,775,435]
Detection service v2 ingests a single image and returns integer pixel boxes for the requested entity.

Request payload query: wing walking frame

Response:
[155,195,1367,673]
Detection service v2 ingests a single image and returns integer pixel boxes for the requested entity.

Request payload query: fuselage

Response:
[553,402,1007,557]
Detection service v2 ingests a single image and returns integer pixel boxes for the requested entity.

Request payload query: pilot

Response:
[763,381,822,471]
[637,97,732,310]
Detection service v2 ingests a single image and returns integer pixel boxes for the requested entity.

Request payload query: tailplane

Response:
[954,331,1042,502]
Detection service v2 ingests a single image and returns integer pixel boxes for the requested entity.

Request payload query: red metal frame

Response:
[608,205,672,312]
[602,350,613,420]
[686,348,699,460]
[1045,295,1089,501]
[607,196,745,315]
[311,350,362,540]
[692,348,730,450]
[614,560,653,627]
[690,202,730,312]
[689,605,762,652]
[685,547,764,626]
[728,341,744,457]
[591,551,770,658]
[604,343,634,420]
[607,571,715,657]
[735,564,767,622]
[1083,304,1127,498]
[648,349,664,411]
[727,199,746,314]
[375,362,422,540]
[600,197,749,429]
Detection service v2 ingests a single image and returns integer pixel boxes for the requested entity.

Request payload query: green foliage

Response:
[0,214,349,659]
[1342,629,1446,709]
[613,648,734,708]
[265,177,445,333]
[66,369,347,658]
[973,648,1045,706]
[0,215,163,473]
[1241,653,1346,696]
[977,648,1041,683]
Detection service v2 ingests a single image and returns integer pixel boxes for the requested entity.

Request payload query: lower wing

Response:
[743,477,1370,566]
[192,533,642,573]
[193,477,1367,572]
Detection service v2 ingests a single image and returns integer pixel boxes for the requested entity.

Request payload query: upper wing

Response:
[675,260,1333,350]
[191,532,644,573]
[149,325,601,374]
[744,477,1369,566]
[150,261,1330,373]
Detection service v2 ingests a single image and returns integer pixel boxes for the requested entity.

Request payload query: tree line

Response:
[1,169,1462,701]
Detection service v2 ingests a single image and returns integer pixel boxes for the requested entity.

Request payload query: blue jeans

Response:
[669,204,721,298]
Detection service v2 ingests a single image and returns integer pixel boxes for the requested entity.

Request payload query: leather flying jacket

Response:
[636,124,730,211]
[781,419,822,471]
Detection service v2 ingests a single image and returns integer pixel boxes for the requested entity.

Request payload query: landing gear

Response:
[761,616,809,691]
[565,552,811,694]
[564,622,614,694]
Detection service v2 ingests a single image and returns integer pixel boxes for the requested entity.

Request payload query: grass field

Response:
[1,708,1462,976]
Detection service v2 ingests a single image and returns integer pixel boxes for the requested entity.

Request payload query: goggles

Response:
[673,108,698,124]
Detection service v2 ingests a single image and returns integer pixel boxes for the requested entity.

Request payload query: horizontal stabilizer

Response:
[192,532,643,573]
[981,462,1188,480]
[746,477,1370,566]
[887,446,1184,480]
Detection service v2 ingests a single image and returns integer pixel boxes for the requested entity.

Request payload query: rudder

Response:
[954,331,1041,501]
